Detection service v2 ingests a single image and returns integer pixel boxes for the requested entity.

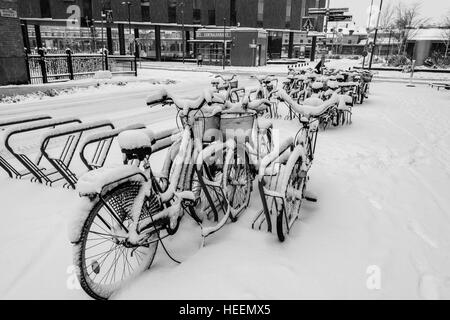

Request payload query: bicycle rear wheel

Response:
[74,181,159,300]
[223,149,252,220]
[277,155,305,242]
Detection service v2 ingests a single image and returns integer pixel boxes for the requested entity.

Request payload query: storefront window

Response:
[196,42,231,66]
[27,25,119,55]
[161,29,182,59]
[139,29,156,58]
[281,32,290,58]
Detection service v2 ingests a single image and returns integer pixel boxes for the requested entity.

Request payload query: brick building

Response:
[18,0,326,60]
[0,0,28,85]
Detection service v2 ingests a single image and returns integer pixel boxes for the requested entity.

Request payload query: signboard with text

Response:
[0,8,18,18]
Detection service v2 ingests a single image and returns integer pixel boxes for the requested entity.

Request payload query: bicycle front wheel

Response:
[74,181,159,300]
[277,155,305,242]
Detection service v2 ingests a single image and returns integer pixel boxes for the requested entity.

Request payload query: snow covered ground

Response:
[1,69,450,299]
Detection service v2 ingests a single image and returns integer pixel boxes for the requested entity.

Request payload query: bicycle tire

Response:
[276,153,305,242]
[74,181,159,300]
[223,147,252,221]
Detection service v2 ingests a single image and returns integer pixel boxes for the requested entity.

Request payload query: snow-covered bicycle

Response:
[69,88,251,300]
[254,92,320,241]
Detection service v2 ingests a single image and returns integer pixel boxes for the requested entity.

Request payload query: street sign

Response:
[303,19,314,31]
[307,31,326,38]
[0,8,18,18]
[105,10,113,23]
[328,15,353,22]
[362,50,368,57]
[308,7,349,15]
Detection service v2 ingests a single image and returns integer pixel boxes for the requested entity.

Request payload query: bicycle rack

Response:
[79,123,146,171]
[3,117,82,182]
[40,120,115,189]
[0,115,53,178]
[253,140,294,233]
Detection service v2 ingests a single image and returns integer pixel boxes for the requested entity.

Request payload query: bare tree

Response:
[394,1,429,55]
[379,1,395,30]
[441,13,450,58]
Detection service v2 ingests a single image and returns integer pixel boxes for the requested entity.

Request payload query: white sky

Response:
[329,0,450,27]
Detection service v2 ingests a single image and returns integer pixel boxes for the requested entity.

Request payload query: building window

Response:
[208,10,216,25]
[193,0,201,24]
[285,0,292,29]
[348,40,352,44]
[82,0,93,19]
[141,0,150,22]
[230,0,237,26]
[257,0,264,27]
[40,0,51,18]
[168,0,177,23]
[102,0,112,10]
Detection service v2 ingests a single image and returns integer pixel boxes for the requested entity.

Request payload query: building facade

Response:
[17,0,326,61]
[0,0,28,85]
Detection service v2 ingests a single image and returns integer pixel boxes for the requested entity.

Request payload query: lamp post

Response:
[121,1,133,55]
[101,11,106,51]
[368,0,383,70]
[177,1,186,64]
[223,18,226,70]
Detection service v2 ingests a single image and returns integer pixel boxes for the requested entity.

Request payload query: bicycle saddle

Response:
[118,128,156,161]
[303,97,323,107]
[277,89,339,117]
[327,80,339,89]
[339,81,359,87]
[311,81,324,89]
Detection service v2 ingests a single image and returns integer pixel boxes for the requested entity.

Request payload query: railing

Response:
[25,49,138,84]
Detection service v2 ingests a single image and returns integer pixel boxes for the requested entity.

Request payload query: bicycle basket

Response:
[229,80,239,89]
[220,112,255,142]
[192,113,221,143]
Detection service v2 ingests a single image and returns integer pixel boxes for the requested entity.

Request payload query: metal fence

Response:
[25,49,138,84]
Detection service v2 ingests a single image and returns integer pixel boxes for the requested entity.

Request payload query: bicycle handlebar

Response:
[214,74,237,82]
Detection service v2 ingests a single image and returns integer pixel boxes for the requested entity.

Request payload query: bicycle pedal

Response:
[303,191,317,203]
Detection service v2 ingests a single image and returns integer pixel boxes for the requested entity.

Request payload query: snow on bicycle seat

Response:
[327,80,339,89]
[339,81,359,87]
[146,88,168,105]
[118,128,155,159]
[311,81,324,89]
[303,97,323,107]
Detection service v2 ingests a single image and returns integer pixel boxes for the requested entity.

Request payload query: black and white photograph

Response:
[1,0,450,304]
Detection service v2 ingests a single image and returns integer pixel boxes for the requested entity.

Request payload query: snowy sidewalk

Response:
[138,60,450,83]
[1,75,450,299]
[0,70,169,98]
